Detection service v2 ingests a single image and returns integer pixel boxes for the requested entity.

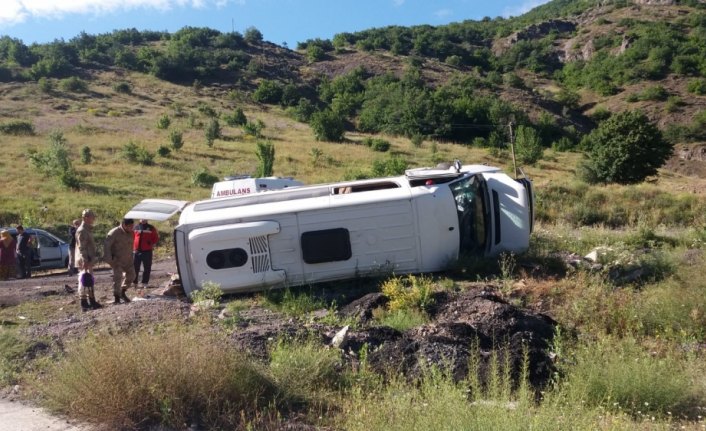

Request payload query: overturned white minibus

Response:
[126,162,534,296]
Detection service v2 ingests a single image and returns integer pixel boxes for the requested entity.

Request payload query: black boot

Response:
[114,295,121,305]
[89,296,103,310]
[120,291,131,303]
[80,298,90,312]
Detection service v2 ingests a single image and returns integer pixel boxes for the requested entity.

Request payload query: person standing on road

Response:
[67,218,80,276]
[0,229,17,280]
[133,219,159,289]
[75,209,102,311]
[105,218,136,304]
[15,225,32,279]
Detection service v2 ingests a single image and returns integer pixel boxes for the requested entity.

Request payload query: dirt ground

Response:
[1,257,560,430]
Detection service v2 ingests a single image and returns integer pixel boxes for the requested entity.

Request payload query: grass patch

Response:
[372,308,429,331]
[37,328,278,430]
[260,287,328,317]
[558,336,704,418]
[269,337,345,406]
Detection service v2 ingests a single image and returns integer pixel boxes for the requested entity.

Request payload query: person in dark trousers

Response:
[133,219,159,289]
[15,225,32,279]
[67,218,80,276]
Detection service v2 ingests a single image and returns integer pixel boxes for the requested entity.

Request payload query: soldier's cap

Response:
[82,209,96,217]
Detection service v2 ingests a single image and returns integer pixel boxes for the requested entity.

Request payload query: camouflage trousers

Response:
[110,263,136,296]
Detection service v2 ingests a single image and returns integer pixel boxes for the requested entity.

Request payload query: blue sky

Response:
[0,0,550,48]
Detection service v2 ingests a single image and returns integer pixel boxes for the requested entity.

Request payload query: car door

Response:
[36,232,63,269]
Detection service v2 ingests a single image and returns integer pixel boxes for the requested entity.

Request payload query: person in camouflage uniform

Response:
[75,209,102,311]
[104,218,136,304]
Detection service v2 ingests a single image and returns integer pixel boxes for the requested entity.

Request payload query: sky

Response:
[0,0,551,48]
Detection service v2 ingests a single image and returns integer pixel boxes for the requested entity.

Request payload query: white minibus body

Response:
[126,162,534,296]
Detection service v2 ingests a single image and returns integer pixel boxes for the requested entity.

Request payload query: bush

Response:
[112,81,131,94]
[242,119,265,138]
[381,274,434,312]
[371,156,408,177]
[514,125,544,165]
[157,145,171,157]
[156,114,171,130]
[205,118,220,147]
[252,79,283,104]
[310,110,345,142]
[223,107,247,126]
[169,130,183,151]
[121,141,154,165]
[687,78,706,95]
[59,77,88,93]
[0,120,35,135]
[255,140,275,177]
[363,137,391,152]
[191,168,219,187]
[80,146,92,164]
[580,110,672,184]
[37,77,54,93]
[38,330,277,430]
[28,130,81,189]
[637,85,669,101]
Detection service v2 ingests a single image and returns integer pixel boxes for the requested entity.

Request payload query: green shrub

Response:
[112,81,131,94]
[157,145,171,157]
[156,114,171,130]
[121,141,154,165]
[0,120,35,135]
[59,77,88,93]
[637,85,669,101]
[223,107,247,126]
[190,281,223,306]
[37,77,54,93]
[38,330,277,430]
[311,109,345,142]
[197,103,217,118]
[255,140,275,177]
[371,156,407,177]
[28,130,81,189]
[205,118,220,147]
[80,146,92,164]
[410,134,424,148]
[169,130,183,151]
[242,119,264,137]
[687,78,706,95]
[191,168,219,188]
[580,110,672,184]
[381,274,434,312]
[363,137,391,152]
[253,79,283,104]
[514,125,544,165]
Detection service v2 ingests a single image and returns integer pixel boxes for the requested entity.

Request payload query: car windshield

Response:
[449,175,488,255]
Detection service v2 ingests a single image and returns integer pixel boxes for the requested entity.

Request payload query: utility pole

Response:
[509,121,518,178]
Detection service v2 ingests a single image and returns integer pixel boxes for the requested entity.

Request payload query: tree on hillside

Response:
[579,110,672,184]
[310,110,345,142]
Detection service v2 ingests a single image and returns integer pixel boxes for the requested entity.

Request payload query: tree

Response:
[244,27,263,44]
[580,110,672,184]
[255,140,275,177]
[310,110,345,142]
[514,125,543,165]
[205,119,221,147]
